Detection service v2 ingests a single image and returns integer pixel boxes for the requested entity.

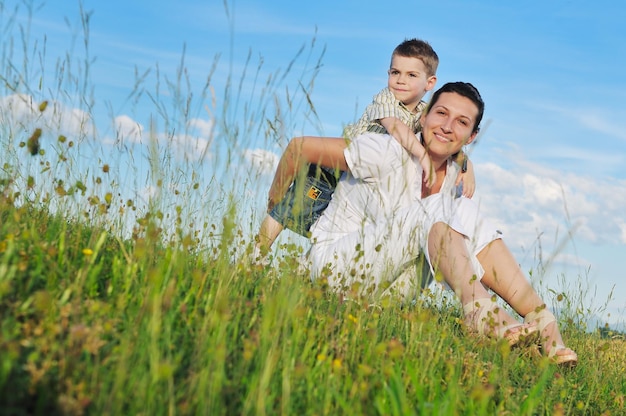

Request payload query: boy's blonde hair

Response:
[392,38,439,77]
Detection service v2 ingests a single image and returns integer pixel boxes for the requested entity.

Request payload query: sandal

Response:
[463,297,538,347]
[524,306,578,367]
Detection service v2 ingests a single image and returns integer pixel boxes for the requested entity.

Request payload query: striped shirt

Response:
[343,87,427,139]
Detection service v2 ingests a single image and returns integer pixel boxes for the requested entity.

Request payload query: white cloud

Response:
[114,115,144,144]
[0,94,38,128]
[138,185,158,204]
[523,174,564,206]
[0,96,217,165]
[242,148,279,176]
[103,115,213,162]
[619,221,626,244]
[475,157,626,255]
[533,102,626,142]
[168,133,211,162]
[572,108,626,143]
[0,93,96,139]
[55,105,95,139]
[188,118,215,138]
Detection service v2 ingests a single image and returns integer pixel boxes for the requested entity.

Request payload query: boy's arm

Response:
[267,136,348,212]
[454,153,476,198]
[379,116,434,187]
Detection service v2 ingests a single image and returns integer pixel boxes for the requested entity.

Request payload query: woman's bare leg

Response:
[476,239,576,361]
[428,222,520,328]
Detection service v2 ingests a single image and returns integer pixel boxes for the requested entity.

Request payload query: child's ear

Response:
[426,75,437,91]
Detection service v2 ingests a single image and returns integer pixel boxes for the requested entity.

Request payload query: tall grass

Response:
[1,2,625,415]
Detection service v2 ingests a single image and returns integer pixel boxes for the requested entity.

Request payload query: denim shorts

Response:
[269,164,338,236]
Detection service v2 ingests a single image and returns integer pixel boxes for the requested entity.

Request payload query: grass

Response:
[1,195,625,415]
[1,2,626,415]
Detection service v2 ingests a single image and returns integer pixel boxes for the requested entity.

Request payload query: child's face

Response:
[420,92,478,160]
[387,55,437,111]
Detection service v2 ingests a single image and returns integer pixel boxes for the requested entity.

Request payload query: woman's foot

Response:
[524,306,578,367]
[463,297,538,347]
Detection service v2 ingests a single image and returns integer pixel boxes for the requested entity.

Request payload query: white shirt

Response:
[307,132,500,299]
[310,132,460,246]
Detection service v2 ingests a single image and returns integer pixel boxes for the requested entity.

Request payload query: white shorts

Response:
[308,195,502,300]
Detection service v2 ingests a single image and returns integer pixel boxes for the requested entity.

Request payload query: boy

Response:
[255,38,474,258]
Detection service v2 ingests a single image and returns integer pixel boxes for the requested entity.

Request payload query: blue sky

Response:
[2,0,625,329]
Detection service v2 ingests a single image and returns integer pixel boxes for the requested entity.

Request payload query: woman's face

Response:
[420,92,479,160]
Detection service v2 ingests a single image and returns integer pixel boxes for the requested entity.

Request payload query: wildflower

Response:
[332,358,342,370]
[27,128,42,156]
[387,338,404,359]
[82,248,94,256]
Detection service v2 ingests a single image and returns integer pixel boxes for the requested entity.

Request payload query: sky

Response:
[1,0,625,330]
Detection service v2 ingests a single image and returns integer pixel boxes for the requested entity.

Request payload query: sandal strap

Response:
[464,297,538,346]
[548,343,567,359]
[524,306,577,366]
[523,306,556,333]
[463,297,495,330]
[463,297,505,335]
[549,344,578,366]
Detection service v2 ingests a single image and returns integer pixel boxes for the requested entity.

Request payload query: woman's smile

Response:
[433,131,451,143]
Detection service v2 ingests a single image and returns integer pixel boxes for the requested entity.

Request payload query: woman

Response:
[266,82,577,366]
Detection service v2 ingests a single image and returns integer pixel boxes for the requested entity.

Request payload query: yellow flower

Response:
[82,248,94,256]
[332,358,342,370]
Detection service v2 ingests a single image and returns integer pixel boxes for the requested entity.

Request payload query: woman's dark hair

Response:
[427,82,484,133]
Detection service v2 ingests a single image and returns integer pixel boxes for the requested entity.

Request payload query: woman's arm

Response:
[267,136,348,212]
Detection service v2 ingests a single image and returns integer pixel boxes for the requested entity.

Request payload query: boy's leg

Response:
[256,214,284,252]
[275,165,336,236]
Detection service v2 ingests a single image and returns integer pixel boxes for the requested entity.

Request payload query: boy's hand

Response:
[455,158,475,197]
[421,154,435,188]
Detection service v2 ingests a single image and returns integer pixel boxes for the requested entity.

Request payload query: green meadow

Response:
[1,3,625,415]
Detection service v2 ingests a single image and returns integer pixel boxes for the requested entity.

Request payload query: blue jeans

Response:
[269,165,337,236]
